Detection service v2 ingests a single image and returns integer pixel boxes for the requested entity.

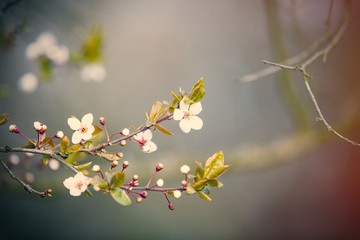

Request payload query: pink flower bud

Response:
[123,160,129,169]
[9,124,19,133]
[156,163,164,172]
[120,140,126,146]
[140,191,148,198]
[33,121,42,131]
[121,128,130,136]
[133,174,139,181]
[136,197,143,203]
[56,131,64,139]
[99,117,105,125]
[168,203,175,210]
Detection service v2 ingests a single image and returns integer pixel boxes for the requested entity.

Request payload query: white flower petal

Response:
[147,141,157,153]
[190,116,203,130]
[81,113,93,126]
[72,131,82,144]
[82,132,92,141]
[68,118,81,130]
[179,119,191,133]
[70,188,81,196]
[133,132,143,141]
[173,109,184,120]
[180,99,190,112]
[143,129,153,141]
[63,177,74,189]
[87,125,95,135]
[190,102,202,115]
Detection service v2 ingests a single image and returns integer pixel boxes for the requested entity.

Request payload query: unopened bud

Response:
[120,140,126,146]
[9,124,19,133]
[181,180,187,187]
[92,164,100,172]
[133,174,139,181]
[168,203,175,210]
[140,191,148,198]
[173,190,182,199]
[180,165,190,174]
[156,163,164,172]
[136,197,143,203]
[93,185,101,192]
[33,121,42,131]
[116,152,123,158]
[133,180,139,186]
[99,117,105,125]
[156,178,164,187]
[123,160,129,169]
[112,160,119,168]
[39,124,47,134]
[56,131,64,139]
[121,128,130,136]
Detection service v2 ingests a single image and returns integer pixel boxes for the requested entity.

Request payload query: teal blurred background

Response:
[1,0,360,239]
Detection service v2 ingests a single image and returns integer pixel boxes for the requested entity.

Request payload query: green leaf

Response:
[191,178,208,190]
[92,125,102,137]
[76,161,93,170]
[67,144,83,153]
[198,191,212,201]
[189,78,205,103]
[22,140,36,149]
[89,175,109,190]
[110,188,132,206]
[155,124,173,135]
[207,165,230,179]
[110,172,125,188]
[203,151,224,178]
[186,184,196,194]
[41,155,50,166]
[61,136,70,153]
[150,101,163,122]
[97,152,121,162]
[171,91,180,102]
[42,136,55,148]
[195,165,204,181]
[153,105,170,122]
[206,178,220,187]
[79,169,89,175]
[0,113,9,126]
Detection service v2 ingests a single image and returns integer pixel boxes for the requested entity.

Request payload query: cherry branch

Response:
[0,158,51,197]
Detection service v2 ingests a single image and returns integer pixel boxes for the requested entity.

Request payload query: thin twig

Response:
[260,1,360,147]
[0,158,49,197]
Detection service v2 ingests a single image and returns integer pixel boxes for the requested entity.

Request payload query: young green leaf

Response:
[155,124,174,135]
[42,136,55,148]
[189,78,205,103]
[150,101,164,121]
[110,172,125,188]
[186,184,197,194]
[203,151,224,178]
[76,161,93,170]
[97,152,121,162]
[89,175,109,190]
[67,144,83,153]
[191,178,208,190]
[41,155,50,166]
[198,191,212,201]
[110,188,131,206]
[0,113,9,126]
[206,165,230,179]
[60,136,70,153]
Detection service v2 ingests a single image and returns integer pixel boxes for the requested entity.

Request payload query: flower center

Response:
[138,139,147,146]
[184,111,191,120]
[79,126,88,134]
[75,181,84,190]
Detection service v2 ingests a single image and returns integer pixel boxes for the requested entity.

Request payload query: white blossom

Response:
[63,173,89,196]
[18,73,39,93]
[173,99,203,133]
[49,159,60,171]
[156,178,164,187]
[180,165,190,174]
[67,113,95,144]
[80,63,107,82]
[133,129,157,153]
[173,190,182,199]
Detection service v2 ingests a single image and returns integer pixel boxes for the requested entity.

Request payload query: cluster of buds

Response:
[33,121,47,134]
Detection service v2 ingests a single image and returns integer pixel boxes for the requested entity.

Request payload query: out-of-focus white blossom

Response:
[25,31,69,65]
[49,159,60,170]
[18,73,39,93]
[180,165,190,174]
[24,172,35,183]
[9,154,20,165]
[80,63,107,82]
[156,178,164,187]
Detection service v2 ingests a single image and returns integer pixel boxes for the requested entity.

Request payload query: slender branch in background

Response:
[325,0,335,28]
[262,0,311,133]
[259,1,359,147]
[0,0,21,14]
[0,158,51,197]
